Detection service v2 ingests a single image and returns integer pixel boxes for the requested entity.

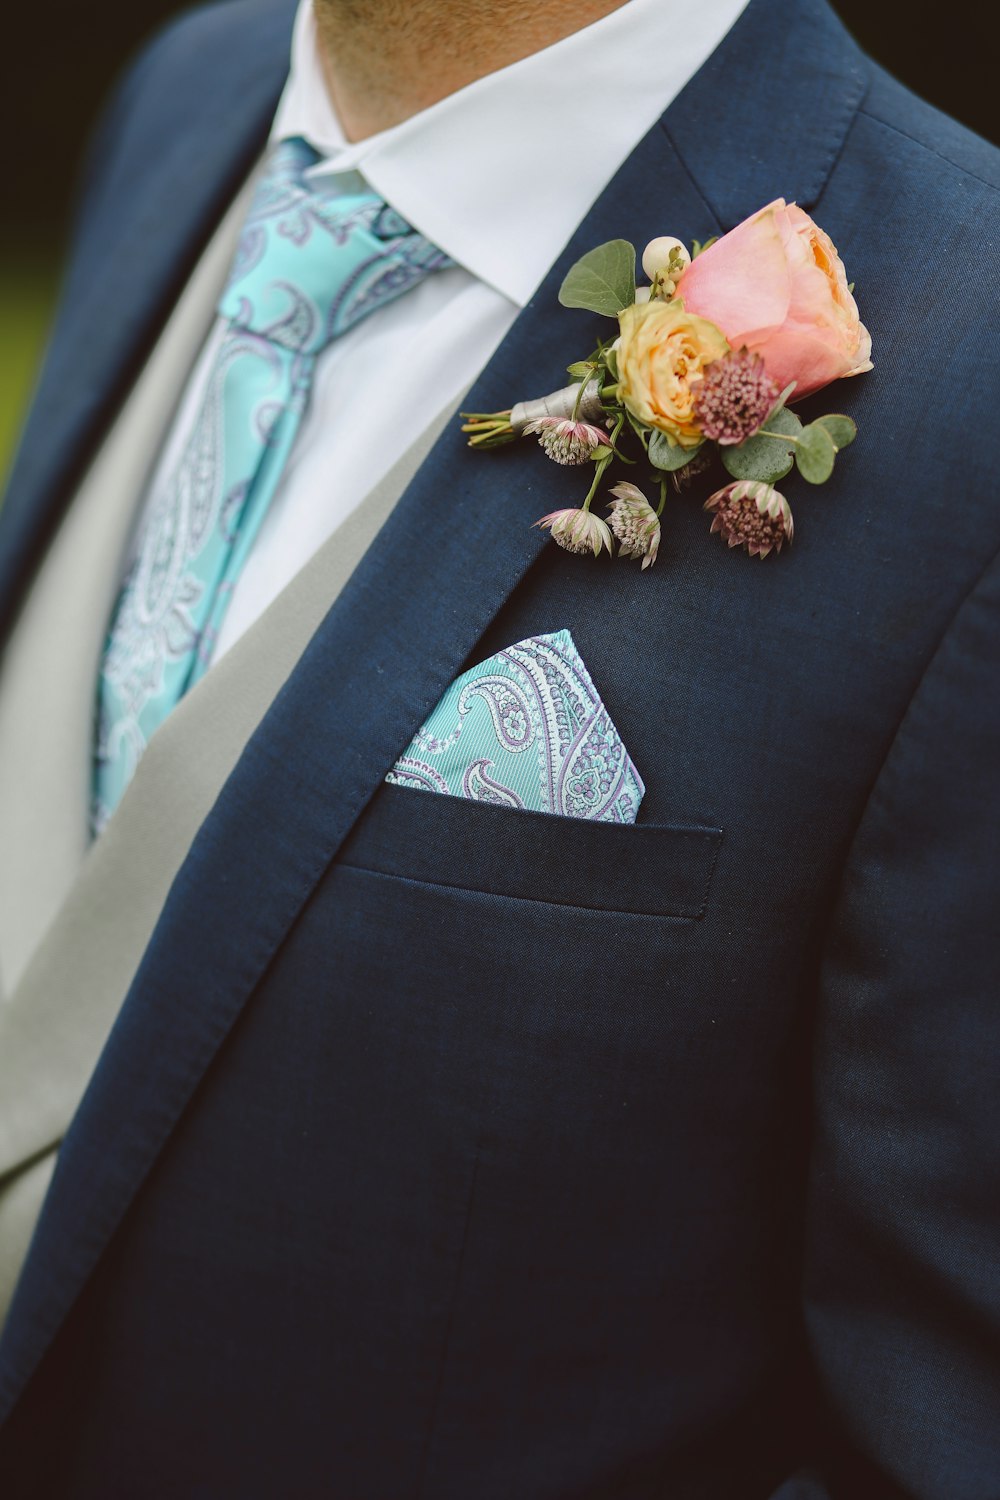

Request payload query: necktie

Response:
[93,137,452,832]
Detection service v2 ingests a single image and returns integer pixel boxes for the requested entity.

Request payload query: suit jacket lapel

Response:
[0,0,300,644]
[0,0,866,1423]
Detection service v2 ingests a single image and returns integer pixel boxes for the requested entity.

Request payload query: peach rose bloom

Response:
[617,300,730,449]
[675,199,872,400]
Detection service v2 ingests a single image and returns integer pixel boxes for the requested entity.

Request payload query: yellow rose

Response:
[616,299,729,449]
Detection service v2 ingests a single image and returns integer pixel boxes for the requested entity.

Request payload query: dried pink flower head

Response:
[534,507,613,558]
[704,480,794,558]
[693,347,780,445]
[607,483,661,569]
[522,417,607,466]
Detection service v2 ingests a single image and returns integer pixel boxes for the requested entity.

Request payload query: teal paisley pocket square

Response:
[386,630,645,823]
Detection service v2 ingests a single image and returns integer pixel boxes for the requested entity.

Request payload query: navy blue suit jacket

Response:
[0,0,998,1494]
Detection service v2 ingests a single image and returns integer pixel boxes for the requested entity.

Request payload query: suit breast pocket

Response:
[337,782,723,920]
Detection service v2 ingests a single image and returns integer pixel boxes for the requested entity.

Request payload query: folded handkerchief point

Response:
[387,630,645,823]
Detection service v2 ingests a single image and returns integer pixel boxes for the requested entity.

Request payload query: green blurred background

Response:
[2,0,998,483]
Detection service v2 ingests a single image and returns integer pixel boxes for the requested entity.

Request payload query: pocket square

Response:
[386,630,645,823]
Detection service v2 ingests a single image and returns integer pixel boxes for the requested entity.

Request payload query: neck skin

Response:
[313,0,631,141]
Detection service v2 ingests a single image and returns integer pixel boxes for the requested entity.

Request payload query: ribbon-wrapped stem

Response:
[462,376,604,450]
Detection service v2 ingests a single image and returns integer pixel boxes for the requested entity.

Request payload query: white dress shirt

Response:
[132,0,747,666]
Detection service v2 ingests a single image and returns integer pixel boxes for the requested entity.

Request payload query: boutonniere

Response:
[462,198,872,564]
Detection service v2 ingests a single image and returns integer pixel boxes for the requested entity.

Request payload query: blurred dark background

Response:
[1,0,998,473]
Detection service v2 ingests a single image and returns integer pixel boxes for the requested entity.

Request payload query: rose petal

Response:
[677,200,793,346]
[676,197,871,401]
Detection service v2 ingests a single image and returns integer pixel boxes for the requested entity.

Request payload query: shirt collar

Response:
[270,0,748,307]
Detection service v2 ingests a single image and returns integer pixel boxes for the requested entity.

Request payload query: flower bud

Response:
[704,481,793,557]
[607,483,661,569]
[693,347,780,444]
[522,418,607,466]
[534,507,613,558]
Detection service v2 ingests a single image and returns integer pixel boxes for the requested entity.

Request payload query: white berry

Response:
[641,236,691,280]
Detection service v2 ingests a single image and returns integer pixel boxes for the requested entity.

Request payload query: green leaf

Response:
[591,445,614,462]
[766,381,797,422]
[558,240,637,318]
[566,361,595,380]
[813,413,857,451]
[691,236,718,259]
[721,406,802,484]
[623,407,650,449]
[648,431,705,471]
[601,346,619,382]
[795,422,837,484]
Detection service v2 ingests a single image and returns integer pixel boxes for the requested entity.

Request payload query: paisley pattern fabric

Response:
[387,631,645,823]
[93,137,453,833]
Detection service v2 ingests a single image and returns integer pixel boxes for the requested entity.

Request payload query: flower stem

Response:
[571,378,590,421]
[460,412,517,449]
[582,454,612,511]
[581,411,624,511]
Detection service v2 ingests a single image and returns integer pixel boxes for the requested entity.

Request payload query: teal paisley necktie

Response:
[93,137,453,833]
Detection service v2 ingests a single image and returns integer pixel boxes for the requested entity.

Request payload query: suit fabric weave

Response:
[0,0,998,1495]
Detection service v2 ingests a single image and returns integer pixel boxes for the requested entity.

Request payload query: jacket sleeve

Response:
[797,543,1000,1497]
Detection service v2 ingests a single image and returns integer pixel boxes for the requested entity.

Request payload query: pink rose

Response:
[676,199,872,400]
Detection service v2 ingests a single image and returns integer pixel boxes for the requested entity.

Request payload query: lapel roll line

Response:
[0,0,867,1423]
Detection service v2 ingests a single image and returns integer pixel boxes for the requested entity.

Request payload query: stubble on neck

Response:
[313,0,630,141]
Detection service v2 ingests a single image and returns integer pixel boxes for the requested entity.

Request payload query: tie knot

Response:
[217,137,453,354]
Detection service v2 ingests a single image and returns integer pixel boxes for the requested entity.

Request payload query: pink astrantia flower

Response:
[693,347,780,445]
[607,483,661,569]
[677,199,872,399]
[534,507,613,557]
[522,417,608,465]
[704,480,794,557]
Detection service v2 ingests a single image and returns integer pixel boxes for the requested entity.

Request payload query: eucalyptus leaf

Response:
[648,431,704,472]
[795,422,837,484]
[814,413,857,451]
[765,381,797,423]
[558,240,637,318]
[721,406,802,484]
